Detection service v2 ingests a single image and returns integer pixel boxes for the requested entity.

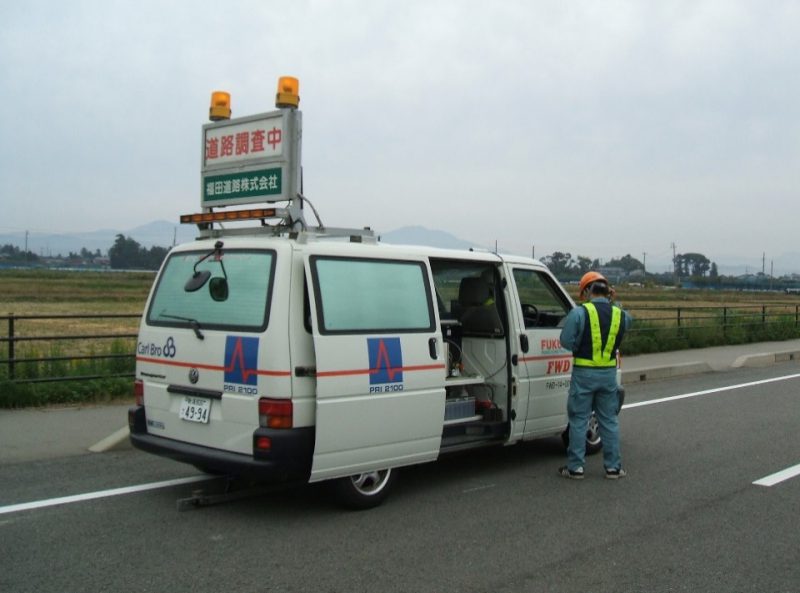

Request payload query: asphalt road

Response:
[1,364,799,593]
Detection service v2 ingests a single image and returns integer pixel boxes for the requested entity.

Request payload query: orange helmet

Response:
[578,271,608,297]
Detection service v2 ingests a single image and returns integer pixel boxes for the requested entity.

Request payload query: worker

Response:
[558,271,632,479]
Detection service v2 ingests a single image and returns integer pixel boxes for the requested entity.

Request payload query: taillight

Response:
[134,379,144,406]
[258,398,293,429]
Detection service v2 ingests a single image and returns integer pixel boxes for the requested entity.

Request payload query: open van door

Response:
[305,252,446,483]
[508,265,574,437]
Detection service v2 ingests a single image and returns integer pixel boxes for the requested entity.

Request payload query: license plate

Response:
[179,396,211,424]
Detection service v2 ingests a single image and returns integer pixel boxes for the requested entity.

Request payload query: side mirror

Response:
[184,270,211,292]
[209,277,229,301]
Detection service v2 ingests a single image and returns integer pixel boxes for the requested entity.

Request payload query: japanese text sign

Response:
[201,110,295,207]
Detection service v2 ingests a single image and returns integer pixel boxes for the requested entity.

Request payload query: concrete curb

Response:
[732,349,800,369]
[88,426,131,453]
[621,361,712,384]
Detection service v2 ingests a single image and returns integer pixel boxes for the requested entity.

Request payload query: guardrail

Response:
[626,303,800,332]
[0,313,140,383]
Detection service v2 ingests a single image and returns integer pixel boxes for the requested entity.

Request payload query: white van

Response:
[129,78,617,508]
[129,230,616,508]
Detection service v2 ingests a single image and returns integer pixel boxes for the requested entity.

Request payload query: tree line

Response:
[4,239,793,285]
[2,237,168,270]
[108,234,169,270]
[540,251,721,281]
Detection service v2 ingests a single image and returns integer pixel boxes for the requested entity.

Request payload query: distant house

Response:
[598,267,627,284]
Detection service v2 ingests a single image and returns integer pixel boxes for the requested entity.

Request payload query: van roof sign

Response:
[201,108,302,209]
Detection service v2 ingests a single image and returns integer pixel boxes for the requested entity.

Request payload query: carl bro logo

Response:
[224,336,259,386]
[368,337,403,389]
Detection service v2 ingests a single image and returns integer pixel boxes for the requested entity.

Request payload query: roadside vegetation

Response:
[1,270,799,408]
[0,269,150,408]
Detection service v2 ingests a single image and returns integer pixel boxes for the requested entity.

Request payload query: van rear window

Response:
[311,257,434,333]
[147,249,274,332]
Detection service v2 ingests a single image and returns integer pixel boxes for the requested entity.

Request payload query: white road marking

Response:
[623,372,800,488]
[621,372,800,410]
[461,484,496,494]
[0,475,209,516]
[753,463,800,487]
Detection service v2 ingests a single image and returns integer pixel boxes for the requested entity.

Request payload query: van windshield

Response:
[147,249,274,332]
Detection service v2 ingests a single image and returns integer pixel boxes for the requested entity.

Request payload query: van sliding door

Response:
[305,254,446,482]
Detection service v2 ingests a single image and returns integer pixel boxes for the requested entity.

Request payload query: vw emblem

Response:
[188,368,199,384]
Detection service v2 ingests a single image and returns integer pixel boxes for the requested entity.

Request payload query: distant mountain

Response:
[0,221,197,257]
[378,225,482,250]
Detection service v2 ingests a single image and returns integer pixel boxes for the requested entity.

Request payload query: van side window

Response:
[512,268,571,329]
[311,257,434,333]
[429,260,505,337]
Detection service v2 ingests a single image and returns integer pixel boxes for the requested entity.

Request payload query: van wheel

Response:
[585,414,602,454]
[333,468,395,510]
[561,415,603,455]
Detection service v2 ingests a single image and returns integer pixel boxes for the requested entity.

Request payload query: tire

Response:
[561,414,603,456]
[332,468,395,510]
[585,414,603,455]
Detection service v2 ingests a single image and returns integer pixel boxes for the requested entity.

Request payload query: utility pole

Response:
[762,252,766,276]
[642,252,647,276]
[671,242,678,284]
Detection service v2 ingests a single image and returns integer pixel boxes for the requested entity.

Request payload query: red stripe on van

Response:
[316,362,445,378]
[136,356,292,377]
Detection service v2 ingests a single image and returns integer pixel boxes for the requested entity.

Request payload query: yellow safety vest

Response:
[573,302,622,368]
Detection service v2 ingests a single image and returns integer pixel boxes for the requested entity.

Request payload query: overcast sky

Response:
[1,0,799,273]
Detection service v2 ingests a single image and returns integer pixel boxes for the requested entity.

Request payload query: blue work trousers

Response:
[566,366,621,472]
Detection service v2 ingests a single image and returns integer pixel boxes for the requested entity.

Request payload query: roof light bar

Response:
[180,207,278,224]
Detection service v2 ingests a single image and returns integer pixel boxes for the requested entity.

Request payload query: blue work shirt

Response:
[559,297,633,353]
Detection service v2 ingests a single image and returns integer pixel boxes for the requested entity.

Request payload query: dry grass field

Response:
[0,269,151,311]
[2,270,798,335]
[1,269,798,406]
[0,269,152,356]
[0,269,154,405]
[619,282,799,314]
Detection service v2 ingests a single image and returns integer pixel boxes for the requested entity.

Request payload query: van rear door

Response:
[137,245,290,455]
[305,253,446,481]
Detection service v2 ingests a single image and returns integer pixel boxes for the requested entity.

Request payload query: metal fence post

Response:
[8,314,15,381]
